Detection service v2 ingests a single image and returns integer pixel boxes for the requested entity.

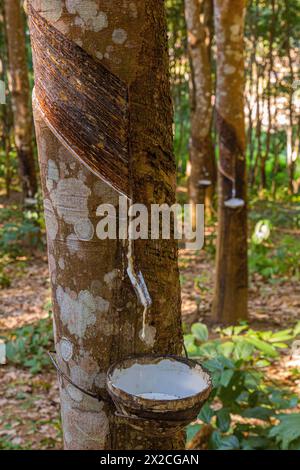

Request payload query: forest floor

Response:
[0,192,299,449]
[180,248,300,329]
[0,248,299,449]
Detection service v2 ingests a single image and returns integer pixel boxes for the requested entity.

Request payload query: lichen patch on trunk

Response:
[56,286,109,339]
[52,178,91,225]
[33,0,63,22]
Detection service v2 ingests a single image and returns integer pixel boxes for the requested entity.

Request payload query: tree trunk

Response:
[185,0,216,225]
[28,0,183,450]
[0,2,13,198]
[212,0,248,324]
[4,0,37,199]
[260,0,276,191]
[284,0,296,194]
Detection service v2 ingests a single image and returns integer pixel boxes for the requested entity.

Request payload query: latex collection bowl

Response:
[107,355,212,436]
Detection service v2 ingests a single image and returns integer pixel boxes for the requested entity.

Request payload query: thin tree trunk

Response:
[202,0,217,216]
[260,0,276,190]
[4,0,37,199]
[270,72,279,198]
[271,133,281,199]
[28,0,183,450]
[212,0,248,324]
[284,0,296,193]
[250,0,263,187]
[246,0,255,176]
[185,0,216,225]
[0,2,12,198]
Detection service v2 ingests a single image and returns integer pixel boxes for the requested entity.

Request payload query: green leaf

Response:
[210,431,240,450]
[5,342,17,361]
[217,355,235,369]
[269,414,300,449]
[186,423,201,443]
[191,323,209,342]
[259,331,273,341]
[222,327,234,337]
[184,334,198,355]
[241,406,273,421]
[218,341,234,358]
[289,437,300,450]
[244,371,261,389]
[219,369,234,387]
[255,359,271,368]
[293,321,300,337]
[216,408,231,433]
[198,342,219,359]
[184,334,195,347]
[272,342,288,349]
[198,402,214,424]
[268,329,293,342]
[233,325,249,336]
[233,339,254,361]
[241,436,273,450]
[203,357,224,372]
[245,337,278,357]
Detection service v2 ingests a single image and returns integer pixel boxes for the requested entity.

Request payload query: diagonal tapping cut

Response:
[28,3,130,197]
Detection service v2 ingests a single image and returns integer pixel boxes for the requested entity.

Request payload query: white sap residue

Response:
[141,306,148,341]
[126,203,152,342]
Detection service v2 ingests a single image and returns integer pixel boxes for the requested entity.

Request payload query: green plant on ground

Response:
[249,212,300,280]
[0,203,45,288]
[0,262,11,288]
[0,207,43,257]
[185,322,300,450]
[4,313,54,374]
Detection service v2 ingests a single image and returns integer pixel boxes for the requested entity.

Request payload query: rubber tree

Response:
[212,0,248,324]
[184,0,216,224]
[27,0,183,450]
[0,2,13,197]
[4,0,37,199]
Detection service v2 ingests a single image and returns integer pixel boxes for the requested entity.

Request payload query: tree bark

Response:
[28,0,183,450]
[4,0,37,199]
[260,0,276,190]
[184,0,216,224]
[212,0,248,324]
[284,0,297,194]
[0,2,13,198]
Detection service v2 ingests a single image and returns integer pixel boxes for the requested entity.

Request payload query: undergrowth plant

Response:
[0,204,45,288]
[249,199,300,280]
[185,322,300,450]
[4,312,54,374]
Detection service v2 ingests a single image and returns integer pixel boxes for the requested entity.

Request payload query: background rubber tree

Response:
[184,0,216,224]
[0,1,13,197]
[4,0,37,200]
[212,0,248,324]
[27,0,183,450]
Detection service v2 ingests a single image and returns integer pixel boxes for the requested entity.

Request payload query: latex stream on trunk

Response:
[127,202,152,342]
